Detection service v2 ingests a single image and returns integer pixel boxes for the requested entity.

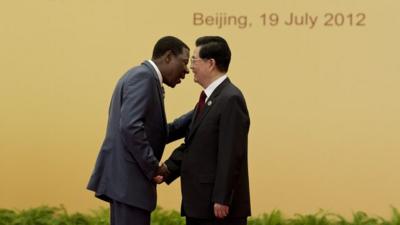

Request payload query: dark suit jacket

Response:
[165,78,251,219]
[87,61,191,212]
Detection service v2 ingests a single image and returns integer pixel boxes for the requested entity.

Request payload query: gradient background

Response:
[1,0,399,217]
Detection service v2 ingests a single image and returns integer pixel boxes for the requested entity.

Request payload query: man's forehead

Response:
[178,48,189,57]
[183,48,190,56]
[192,47,201,56]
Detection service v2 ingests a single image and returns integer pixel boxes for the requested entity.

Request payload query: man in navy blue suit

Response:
[87,36,192,225]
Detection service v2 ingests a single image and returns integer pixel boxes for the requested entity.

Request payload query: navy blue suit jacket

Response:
[87,61,191,211]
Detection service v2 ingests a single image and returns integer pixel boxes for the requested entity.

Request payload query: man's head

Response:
[152,36,190,88]
[190,36,231,88]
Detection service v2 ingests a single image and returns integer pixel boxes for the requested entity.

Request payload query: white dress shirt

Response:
[204,75,227,102]
[147,60,163,86]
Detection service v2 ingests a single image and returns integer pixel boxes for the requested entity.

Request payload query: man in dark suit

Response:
[160,36,251,225]
[87,36,192,225]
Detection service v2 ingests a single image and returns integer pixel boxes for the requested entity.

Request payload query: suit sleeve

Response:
[212,95,250,205]
[119,75,159,181]
[166,110,193,143]
[164,143,186,184]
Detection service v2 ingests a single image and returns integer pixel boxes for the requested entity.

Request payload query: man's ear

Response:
[164,50,173,63]
[208,58,216,71]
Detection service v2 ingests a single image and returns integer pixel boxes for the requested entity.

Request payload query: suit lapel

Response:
[187,78,231,142]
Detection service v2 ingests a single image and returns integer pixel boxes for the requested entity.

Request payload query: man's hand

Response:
[152,175,164,184]
[156,163,170,177]
[152,163,171,184]
[214,203,229,219]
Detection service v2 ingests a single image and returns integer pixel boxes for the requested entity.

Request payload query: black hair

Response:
[195,36,231,72]
[152,36,189,59]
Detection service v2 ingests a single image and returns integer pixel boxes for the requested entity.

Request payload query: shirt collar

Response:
[147,60,163,86]
[204,75,227,102]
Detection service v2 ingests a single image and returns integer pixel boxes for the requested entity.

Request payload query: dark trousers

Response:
[110,200,150,225]
[186,217,247,225]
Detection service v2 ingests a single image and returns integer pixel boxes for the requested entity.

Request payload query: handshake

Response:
[152,163,170,184]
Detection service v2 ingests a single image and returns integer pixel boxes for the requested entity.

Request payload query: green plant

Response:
[0,206,398,225]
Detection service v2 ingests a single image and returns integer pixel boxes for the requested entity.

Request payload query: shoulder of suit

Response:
[220,81,245,98]
[215,84,247,111]
[122,64,157,84]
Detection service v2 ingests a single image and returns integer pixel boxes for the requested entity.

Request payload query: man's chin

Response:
[164,82,174,88]
[172,79,182,86]
[165,79,182,88]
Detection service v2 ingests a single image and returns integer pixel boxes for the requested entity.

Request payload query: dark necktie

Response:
[195,91,207,120]
[161,86,165,99]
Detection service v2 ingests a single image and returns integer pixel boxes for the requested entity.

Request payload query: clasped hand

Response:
[152,163,169,184]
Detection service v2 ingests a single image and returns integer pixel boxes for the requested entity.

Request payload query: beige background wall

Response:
[1,0,399,217]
